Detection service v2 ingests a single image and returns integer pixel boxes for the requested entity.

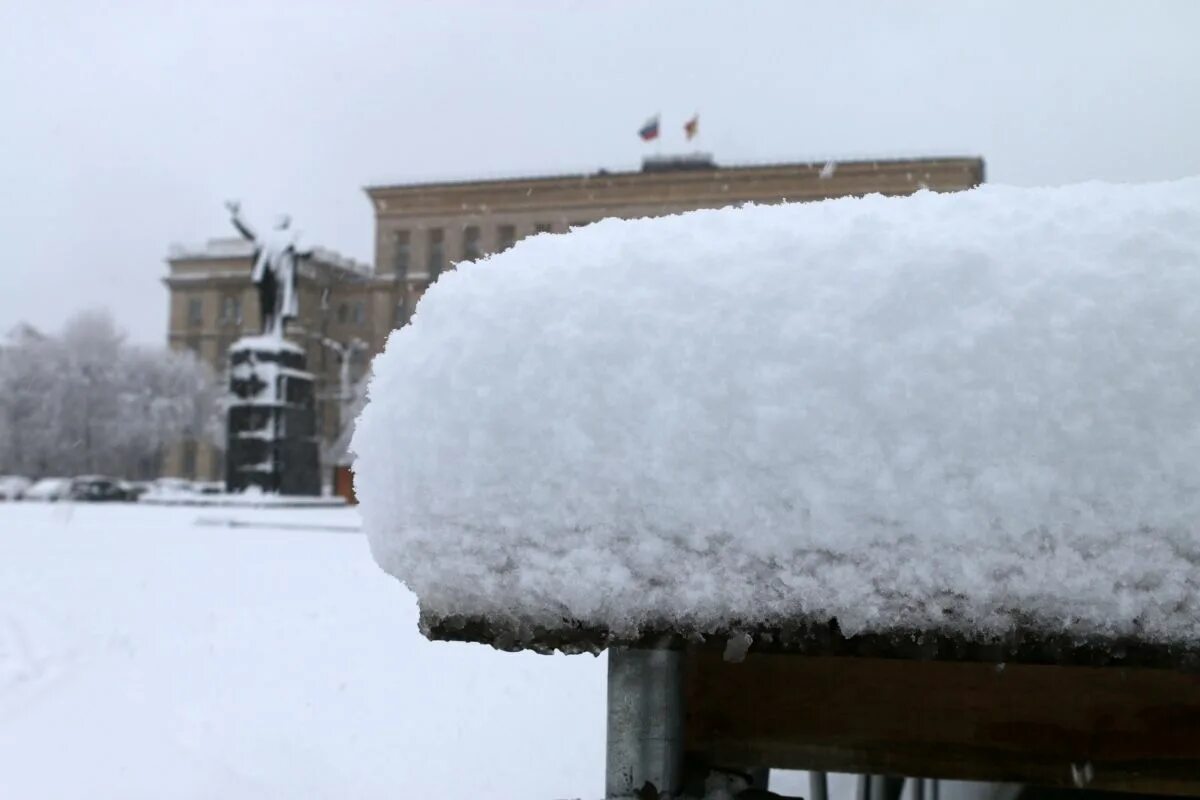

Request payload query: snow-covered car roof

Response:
[24,477,73,497]
[353,178,1200,665]
[0,475,32,498]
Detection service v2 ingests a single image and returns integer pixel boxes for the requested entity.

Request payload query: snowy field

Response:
[0,502,607,799]
[0,502,959,800]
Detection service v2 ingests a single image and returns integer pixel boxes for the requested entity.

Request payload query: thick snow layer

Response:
[0,503,604,799]
[354,179,1200,647]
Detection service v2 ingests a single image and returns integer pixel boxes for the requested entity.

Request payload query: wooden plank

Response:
[684,649,1200,796]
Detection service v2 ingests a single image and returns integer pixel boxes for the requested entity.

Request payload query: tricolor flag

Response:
[684,114,699,140]
[638,115,660,141]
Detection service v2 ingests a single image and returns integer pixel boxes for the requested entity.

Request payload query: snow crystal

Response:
[353,178,1200,648]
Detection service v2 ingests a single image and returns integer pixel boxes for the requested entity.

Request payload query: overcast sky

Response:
[2,1,1197,343]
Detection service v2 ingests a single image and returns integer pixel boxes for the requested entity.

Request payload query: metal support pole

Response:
[860,775,906,800]
[873,775,905,800]
[810,771,830,800]
[878,777,902,800]
[606,647,685,798]
[912,778,926,800]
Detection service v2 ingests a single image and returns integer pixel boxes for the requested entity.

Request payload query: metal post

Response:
[912,778,926,800]
[810,770,830,800]
[860,775,905,800]
[873,775,905,800]
[606,647,685,798]
[858,774,872,800]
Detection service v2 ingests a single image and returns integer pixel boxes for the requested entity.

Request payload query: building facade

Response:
[162,239,383,481]
[164,155,983,482]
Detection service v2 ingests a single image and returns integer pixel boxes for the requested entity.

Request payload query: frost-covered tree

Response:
[0,325,60,476]
[0,309,219,479]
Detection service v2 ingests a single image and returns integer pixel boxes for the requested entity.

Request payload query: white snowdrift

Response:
[353,179,1200,647]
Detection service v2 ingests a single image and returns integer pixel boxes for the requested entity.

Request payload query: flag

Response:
[684,114,699,141]
[638,115,660,142]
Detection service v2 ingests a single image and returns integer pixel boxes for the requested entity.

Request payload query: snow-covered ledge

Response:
[352,178,1200,660]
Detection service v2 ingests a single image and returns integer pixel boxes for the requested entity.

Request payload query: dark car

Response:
[122,481,151,501]
[70,476,132,502]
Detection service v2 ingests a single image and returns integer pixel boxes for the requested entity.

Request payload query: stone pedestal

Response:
[225,336,320,496]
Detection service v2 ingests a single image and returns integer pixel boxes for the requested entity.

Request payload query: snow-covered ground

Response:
[0,502,998,799]
[0,503,606,799]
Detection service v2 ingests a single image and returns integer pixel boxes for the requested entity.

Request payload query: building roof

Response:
[364,154,984,196]
[166,237,372,275]
[352,176,1200,669]
[363,155,985,220]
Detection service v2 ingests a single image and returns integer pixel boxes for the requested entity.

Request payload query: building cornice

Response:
[364,156,985,218]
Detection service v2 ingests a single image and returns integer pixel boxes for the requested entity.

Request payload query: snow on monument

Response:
[224,202,320,496]
[353,178,1200,654]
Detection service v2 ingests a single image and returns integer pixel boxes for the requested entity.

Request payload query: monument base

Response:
[225,335,321,496]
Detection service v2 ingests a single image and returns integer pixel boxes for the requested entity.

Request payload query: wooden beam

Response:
[684,649,1200,796]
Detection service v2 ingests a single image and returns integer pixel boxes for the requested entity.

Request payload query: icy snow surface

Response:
[354,178,1200,647]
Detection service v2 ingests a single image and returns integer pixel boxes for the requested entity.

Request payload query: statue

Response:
[225,201,308,337]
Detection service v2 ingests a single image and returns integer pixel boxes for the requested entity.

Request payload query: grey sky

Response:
[2,1,1197,343]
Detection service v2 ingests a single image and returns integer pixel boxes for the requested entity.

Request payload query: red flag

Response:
[638,115,660,141]
[684,114,699,141]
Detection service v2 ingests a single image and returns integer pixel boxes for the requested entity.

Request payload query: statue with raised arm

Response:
[225,200,308,338]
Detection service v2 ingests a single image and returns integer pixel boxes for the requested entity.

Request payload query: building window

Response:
[211,447,225,482]
[187,296,203,327]
[351,300,366,325]
[463,225,482,261]
[220,295,242,325]
[534,222,553,234]
[181,440,197,479]
[392,230,410,278]
[337,302,349,324]
[427,228,444,277]
[497,224,516,252]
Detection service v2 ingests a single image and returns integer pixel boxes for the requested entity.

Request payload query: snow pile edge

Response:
[354,179,1200,650]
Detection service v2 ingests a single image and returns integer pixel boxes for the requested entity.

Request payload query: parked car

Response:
[23,477,74,502]
[151,477,197,494]
[122,481,152,501]
[193,481,225,495]
[70,475,132,502]
[0,475,32,501]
